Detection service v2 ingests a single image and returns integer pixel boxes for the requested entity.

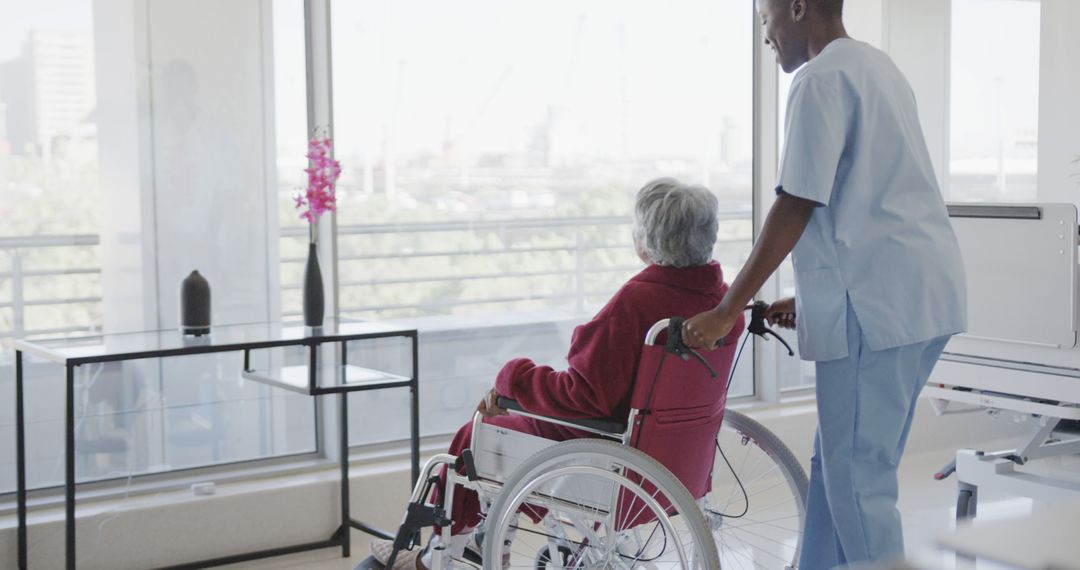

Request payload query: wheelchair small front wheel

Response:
[485,439,719,569]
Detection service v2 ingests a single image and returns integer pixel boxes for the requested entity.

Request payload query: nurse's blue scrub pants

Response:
[798,303,950,570]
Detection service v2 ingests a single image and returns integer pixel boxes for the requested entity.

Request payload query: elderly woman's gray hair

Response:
[632,178,719,267]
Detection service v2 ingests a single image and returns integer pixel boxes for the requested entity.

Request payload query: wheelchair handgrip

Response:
[495,397,627,435]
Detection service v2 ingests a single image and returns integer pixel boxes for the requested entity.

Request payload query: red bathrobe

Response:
[439,261,744,533]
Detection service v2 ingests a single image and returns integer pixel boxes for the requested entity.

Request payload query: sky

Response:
[325,0,754,160]
[0,0,93,61]
[1,0,1041,166]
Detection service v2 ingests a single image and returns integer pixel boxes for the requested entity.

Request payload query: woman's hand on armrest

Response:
[477,387,509,418]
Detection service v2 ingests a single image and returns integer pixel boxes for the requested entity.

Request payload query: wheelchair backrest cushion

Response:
[628,340,738,499]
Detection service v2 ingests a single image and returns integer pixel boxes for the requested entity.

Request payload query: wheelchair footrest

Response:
[385,500,451,568]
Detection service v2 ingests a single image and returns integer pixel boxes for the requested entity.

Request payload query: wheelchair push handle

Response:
[664,317,719,378]
[746,301,795,356]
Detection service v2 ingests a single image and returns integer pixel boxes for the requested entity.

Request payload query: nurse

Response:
[684,0,966,568]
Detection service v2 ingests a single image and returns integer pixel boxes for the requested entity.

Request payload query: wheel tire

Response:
[712,409,810,569]
[485,438,720,569]
[721,409,809,505]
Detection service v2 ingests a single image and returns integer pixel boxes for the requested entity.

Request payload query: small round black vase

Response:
[303,242,325,327]
[180,270,211,336]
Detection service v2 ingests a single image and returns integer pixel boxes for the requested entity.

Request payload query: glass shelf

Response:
[240,363,411,395]
[4,317,415,366]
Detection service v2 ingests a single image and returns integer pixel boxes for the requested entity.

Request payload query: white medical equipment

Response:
[925,203,1080,518]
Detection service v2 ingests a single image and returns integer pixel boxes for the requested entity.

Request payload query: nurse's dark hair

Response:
[816,0,844,17]
[632,178,718,268]
[768,0,843,17]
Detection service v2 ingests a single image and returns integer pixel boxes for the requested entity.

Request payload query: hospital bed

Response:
[924,203,1080,518]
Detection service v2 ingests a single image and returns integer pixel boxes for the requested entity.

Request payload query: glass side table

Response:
[5,317,420,569]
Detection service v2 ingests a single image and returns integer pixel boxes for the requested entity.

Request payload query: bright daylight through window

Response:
[0,1,316,494]
[0,0,754,492]
[325,0,756,444]
[949,0,1040,202]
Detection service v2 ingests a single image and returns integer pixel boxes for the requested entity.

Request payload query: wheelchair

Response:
[362,302,808,569]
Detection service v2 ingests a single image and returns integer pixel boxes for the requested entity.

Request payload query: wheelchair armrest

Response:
[496,397,627,436]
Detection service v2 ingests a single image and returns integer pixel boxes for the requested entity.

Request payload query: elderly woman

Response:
[371,178,744,569]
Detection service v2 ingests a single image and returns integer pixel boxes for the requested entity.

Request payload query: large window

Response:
[2,0,759,494]
[329,0,756,444]
[949,0,1040,202]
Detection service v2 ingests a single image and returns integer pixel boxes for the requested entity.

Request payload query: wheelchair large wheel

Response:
[485,439,719,569]
[707,409,809,569]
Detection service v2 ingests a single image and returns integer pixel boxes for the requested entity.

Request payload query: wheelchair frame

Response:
[374,308,807,569]
[384,318,703,569]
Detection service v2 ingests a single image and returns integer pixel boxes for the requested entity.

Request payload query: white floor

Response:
[219,443,1080,570]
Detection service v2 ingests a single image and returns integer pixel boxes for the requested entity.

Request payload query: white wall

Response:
[1037,0,1080,204]
[846,0,885,47]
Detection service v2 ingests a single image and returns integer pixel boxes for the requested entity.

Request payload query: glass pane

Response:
[0,0,317,494]
[949,0,1040,202]
[274,0,312,322]
[330,0,755,442]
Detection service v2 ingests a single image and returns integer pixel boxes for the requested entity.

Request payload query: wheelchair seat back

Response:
[627,337,738,500]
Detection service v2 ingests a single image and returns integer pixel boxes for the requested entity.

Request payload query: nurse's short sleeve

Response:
[777,74,850,206]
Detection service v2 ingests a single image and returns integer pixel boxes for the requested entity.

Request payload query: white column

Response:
[94,0,158,333]
[96,0,277,332]
[147,0,275,329]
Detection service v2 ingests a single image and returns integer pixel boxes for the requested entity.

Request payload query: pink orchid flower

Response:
[294,131,341,233]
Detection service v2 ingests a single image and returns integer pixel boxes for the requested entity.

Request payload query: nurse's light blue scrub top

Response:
[778,38,966,362]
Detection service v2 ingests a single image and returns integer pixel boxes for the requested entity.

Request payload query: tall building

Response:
[0,30,95,158]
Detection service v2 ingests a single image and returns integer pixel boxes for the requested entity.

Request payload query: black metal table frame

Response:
[12,328,421,570]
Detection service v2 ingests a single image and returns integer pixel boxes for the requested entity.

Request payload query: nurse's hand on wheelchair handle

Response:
[685,299,797,356]
[683,305,742,349]
[748,300,797,357]
[477,387,508,417]
[764,296,797,329]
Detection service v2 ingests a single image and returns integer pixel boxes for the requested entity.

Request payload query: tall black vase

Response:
[303,242,325,327]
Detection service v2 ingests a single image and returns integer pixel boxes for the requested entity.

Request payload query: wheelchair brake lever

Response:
[685,347,718,378]
[761,327,795,356]
[748,301,795,357]
[667,317,718,378]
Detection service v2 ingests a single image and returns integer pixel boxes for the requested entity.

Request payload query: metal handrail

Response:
[0,234,102,339]
[279,212,749,238]
[280,214,751,317]
[0,212,752,336]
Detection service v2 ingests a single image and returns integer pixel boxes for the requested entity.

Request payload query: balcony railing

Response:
[279,213,752,319]
[0,234,102,339]
[0,213,752,337]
